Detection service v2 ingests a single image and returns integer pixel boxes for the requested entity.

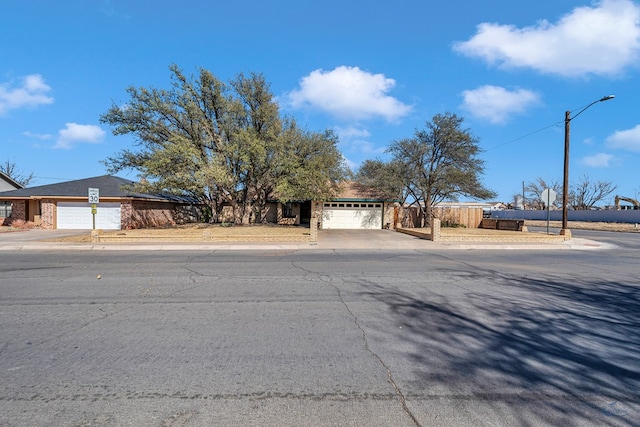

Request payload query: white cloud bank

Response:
[54,123,106,149]
[0,74,54,115]
[460,85,541,124]
[286,66,412,122]
[581,152,615,167]
[606,124,640,151]
[454,0,640,77]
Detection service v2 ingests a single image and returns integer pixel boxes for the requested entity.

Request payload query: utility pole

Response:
[561,110,571,236]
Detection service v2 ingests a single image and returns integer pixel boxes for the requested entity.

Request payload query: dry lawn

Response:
[48,223,312,243]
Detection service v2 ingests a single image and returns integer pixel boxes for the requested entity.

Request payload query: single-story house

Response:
[0,175,198,230]
[263,181,398,230]
[0,172,24,222]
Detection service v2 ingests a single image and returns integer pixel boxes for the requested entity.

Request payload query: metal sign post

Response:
[91,204,97,229]
[541,188,557,234]
[88,188,99,230]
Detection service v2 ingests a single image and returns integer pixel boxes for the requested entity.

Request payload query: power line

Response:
[484,120,563,152]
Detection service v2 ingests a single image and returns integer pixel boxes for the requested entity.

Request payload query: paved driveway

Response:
[0,229,89,243]
[317,229,431,250]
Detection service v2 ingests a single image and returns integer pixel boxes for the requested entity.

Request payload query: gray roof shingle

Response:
[0,175,197,203]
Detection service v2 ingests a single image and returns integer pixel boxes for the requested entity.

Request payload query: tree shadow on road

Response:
[361,270,640,426]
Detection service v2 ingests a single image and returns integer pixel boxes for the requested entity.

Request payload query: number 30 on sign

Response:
[88,188,99,204]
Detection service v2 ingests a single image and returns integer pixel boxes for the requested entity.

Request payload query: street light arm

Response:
[568,95,615,122]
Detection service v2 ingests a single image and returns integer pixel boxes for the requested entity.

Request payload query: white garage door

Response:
[57,202,121,230]
[322,202,383,229]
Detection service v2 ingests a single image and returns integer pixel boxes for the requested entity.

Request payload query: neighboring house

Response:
[264,181,398,230]
[0,172,23,192]
[0,175,199,230]
[0,172,24,224]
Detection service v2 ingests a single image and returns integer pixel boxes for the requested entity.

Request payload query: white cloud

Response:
[342,155,358,172]
[334,125,371,140]
[581,152,615,167]
[460,85,541,124]
[454,0,640,77]
[333,125,384,156]
[606,124,640,151]
[0,74,54,115]
[286,66,412,122]
[22,131,53,140]
[54,123,106,149]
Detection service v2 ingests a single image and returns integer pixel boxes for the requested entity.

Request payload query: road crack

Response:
[316,272,421,427]
[290,260,419,424]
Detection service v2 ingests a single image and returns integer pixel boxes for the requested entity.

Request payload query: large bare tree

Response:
[526,175,617,210]
[570,174,617,210]
[0,160,34,187]
[525,178,563,209]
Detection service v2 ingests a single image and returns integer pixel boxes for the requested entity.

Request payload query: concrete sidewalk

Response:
[0,229,617,251]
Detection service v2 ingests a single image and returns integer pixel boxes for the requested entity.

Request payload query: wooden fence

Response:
[400,206,484,229]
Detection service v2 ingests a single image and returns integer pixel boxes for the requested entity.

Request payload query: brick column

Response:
[41,200,55,229]
[431,218,441,241]
[310,214,318,242]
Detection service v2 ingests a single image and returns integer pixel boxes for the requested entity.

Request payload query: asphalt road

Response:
[1,243,639,426]
[528,226,640,250]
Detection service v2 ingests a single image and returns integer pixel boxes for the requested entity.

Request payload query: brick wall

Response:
[127,200,191,229]
[8,200,26,224]
[383,203,396,229]
[121,200,133,229]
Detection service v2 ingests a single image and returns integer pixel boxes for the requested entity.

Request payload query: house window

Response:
[283,202,296,218]
[0,201,11,217]
[346,203,352,207]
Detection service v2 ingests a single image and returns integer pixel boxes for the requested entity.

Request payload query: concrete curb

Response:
[0,242,316,251]
[0,238,617,251]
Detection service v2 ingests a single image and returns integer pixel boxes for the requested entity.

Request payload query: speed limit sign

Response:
[88,188,99,204]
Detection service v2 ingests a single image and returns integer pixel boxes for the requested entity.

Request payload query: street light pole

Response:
[560,95,615,238]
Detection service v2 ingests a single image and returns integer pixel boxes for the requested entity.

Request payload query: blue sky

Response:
[2,0,639,204]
